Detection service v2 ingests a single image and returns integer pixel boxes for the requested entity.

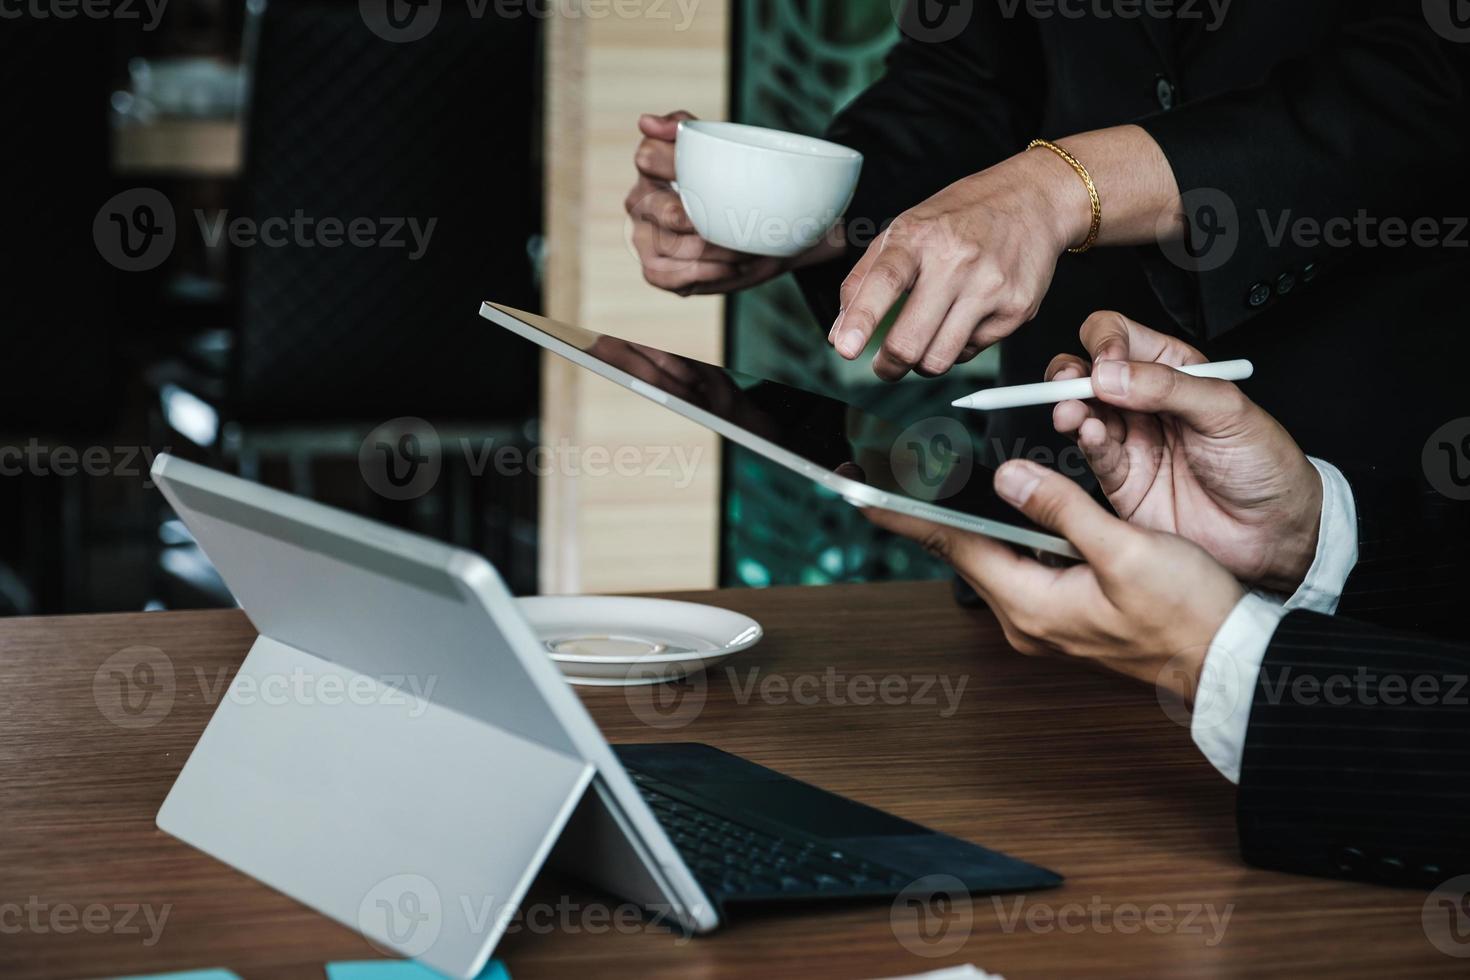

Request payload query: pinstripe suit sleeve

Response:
[1236,610,1470,887]
[1334,465,1470,640]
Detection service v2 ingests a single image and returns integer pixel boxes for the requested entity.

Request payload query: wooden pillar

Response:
[541,1,730,595]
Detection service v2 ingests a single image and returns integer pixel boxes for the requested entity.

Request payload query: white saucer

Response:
[515,595,763,687]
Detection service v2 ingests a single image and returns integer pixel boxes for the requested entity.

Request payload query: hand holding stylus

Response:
[861,310,1330,688]
[951,359,1254,411]
[1047,312,1322,594]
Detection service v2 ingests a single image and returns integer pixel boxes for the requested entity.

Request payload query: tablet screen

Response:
[486,305,1052,540]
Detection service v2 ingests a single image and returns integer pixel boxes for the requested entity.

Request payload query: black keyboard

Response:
[627,767,913,900]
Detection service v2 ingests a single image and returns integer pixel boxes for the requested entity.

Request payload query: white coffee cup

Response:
[674,121,863,259]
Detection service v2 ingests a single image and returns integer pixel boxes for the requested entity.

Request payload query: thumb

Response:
[1080,309,1207,365]
[994,460,1135,565]
[1083,313,1133,364]
[639,110,696,141]
[1091,360,1250,435]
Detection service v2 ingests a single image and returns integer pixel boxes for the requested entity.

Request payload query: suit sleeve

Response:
[1236,610,1470,888]
[1137,1,1470,340]
[792,1,1044,328]
[1331,463,1470,641]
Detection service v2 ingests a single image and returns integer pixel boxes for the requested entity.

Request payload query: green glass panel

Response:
[724,0,957,588]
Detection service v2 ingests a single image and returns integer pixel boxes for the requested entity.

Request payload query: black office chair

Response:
[0,20,120,613]
[149,0,544,601]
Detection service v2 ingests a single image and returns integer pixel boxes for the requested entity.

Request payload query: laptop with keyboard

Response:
[150,454,1060,980]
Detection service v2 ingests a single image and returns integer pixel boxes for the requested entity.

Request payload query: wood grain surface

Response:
[0,582,1460,979]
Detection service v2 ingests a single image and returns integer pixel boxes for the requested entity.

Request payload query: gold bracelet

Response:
[1027,138,1101,254]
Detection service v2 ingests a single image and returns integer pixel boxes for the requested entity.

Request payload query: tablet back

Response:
[151,454,593,978]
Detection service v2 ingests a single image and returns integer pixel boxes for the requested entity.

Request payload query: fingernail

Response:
[836,328,864,358]
[1095,360,1130,396]
[960,345,980,360]
[1053,366,1081,382]
[829,310,844,344]
[995,463,1042,507]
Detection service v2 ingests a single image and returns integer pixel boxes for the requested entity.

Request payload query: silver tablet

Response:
[150,454,718,980]
[479,302,1079,561]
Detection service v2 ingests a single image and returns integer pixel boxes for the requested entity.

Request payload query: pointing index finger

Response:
[831,236,919,361]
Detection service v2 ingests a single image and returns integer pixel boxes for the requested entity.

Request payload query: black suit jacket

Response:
[1236,464,1470,886]
[795,7,1470,883]
[794,0,1470,478]
[1238,610,1470,888]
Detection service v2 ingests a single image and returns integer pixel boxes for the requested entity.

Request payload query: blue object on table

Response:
[326,960,510,980]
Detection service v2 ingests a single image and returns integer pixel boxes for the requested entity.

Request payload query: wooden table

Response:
[1,582,1458,978]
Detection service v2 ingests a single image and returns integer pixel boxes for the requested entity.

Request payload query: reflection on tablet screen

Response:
[501,307,1048,540]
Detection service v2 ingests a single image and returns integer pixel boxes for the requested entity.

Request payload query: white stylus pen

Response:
[950,359,1255,411]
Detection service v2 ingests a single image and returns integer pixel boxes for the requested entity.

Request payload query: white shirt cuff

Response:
[1283,458,1358,614]
[1190,458,1356,784]
[1190,592,1287,784]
